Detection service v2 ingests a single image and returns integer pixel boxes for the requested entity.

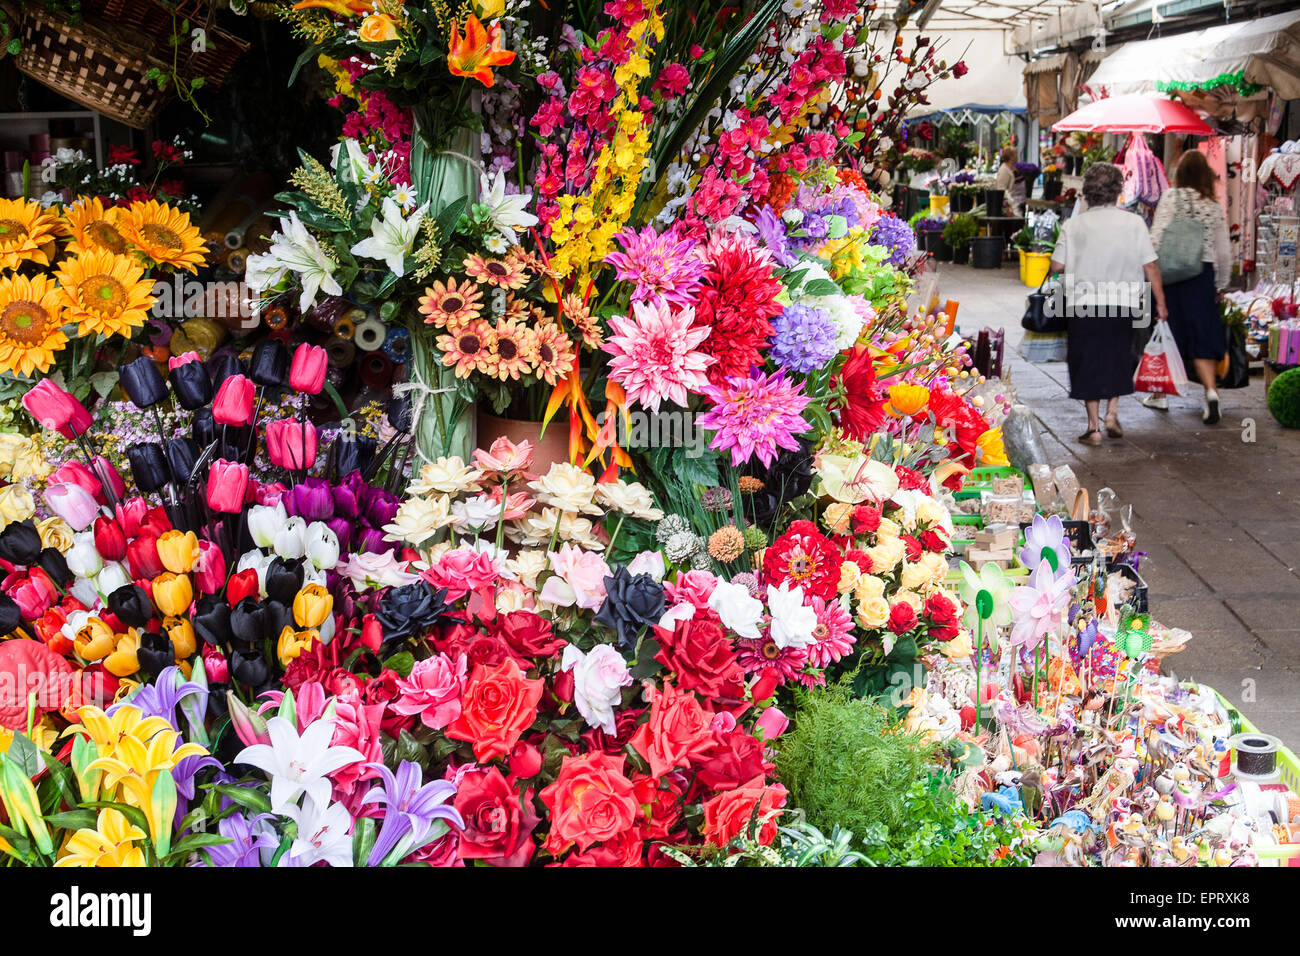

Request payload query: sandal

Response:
[1105,419,1123,438]
[1077,429,1103,446]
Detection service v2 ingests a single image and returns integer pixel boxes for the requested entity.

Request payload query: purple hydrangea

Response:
[868,214,916,267]
[770,303,838,373]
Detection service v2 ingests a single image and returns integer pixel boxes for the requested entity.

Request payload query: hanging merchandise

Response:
[1121,133,1169,215]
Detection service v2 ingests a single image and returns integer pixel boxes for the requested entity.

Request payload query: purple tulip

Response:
[286,477,334,522]
[325,516,353,552]
[355,525,391,555]
[364,489,401,528]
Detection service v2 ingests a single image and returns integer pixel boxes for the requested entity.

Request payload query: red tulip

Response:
[114,497,150,537]
[264,419,318,471]
[360,613,383,653]
[137,505,172,540]
[49,460,103,502]
[193,539,227,595]
[751,668,780,705]
[92,516,128,561]
[126,534,165,580]
[206,459,249,514]
[289,343,328,395]
[226,568,259,606]
[508,741,543,779]
[21,378,92,439]
[212,374,256,427]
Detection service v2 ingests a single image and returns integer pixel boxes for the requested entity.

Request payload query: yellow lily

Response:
[87,730,205,843]
[64,704,173,764]
[0,758,53,855]
[53,808,146,867]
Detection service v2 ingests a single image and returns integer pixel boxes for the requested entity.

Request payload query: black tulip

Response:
[166,437,201,484]
[208,352,247,390]
[169,360,213,410]
[229,597,269,647]
[193,595,231,646]
[387,394,413,433]
[249,340,288,388]
[207,683,231,721]
[127,442,170,493]
[193,407,217,448]
[0,520,42,565]
[264,599,294,641]
[36,547,72,588]
[108,584,154,628]
[231,649,270,687]
[265,557,303,605]
[137,631,174,678]
[120,356,169,409]
[0,593,20,635]
[332,435,377,479]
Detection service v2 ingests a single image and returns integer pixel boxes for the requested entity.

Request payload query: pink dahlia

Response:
[696,368,811,468]
[603,300,714,411]
[604,224,706,308]
[806,595,855,668]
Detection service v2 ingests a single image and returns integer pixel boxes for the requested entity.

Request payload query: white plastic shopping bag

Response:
[1133,323,1187,396]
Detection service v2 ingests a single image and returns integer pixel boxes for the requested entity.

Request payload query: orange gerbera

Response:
[56,250,157,339]
[437,319,498,379]
[0,274,68,376]
[492,318,537,381]
[0,198,59,271]
[464,254,528,289]
[419,277,482,329]
[531,322,574,386]
[60,197,130,256]
[119,200,207,273]
[887,383,930,417]
[447,14,515,88]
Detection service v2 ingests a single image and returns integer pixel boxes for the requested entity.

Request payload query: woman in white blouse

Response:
[1149,150,1232,424]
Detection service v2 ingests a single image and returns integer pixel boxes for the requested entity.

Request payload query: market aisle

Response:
[940,261,1300,746]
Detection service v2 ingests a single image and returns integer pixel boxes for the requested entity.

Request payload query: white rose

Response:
[708,580,764,640]
[563,644,632,734]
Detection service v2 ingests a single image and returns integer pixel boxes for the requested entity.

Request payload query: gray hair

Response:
[1081,162,1124,207]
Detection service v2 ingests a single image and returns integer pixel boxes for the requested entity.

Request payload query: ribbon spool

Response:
[359,351,394,389]
[225,247,249,273]
[334,310,360,340]
[383,326,411,364]
[263,302,293,331]
[354,316,387,351]
[325,335,356,368]
[1230,733,1281,782]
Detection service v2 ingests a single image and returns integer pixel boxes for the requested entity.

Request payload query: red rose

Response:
[844,548,874,574]
[454,766,539,867]
[887,601,918,635]
[553,828,644,867]
[761,521,843,601]
[509,740,543,779]
[541,752,639,854]
[895,465,929,492]
[580,706,643,755]
[446,658,544,762]
[852,505,882,535]
[919,529,948,553]
[953,60,969,78]
[435,624,514,670]
[632,774,686,840]
[629,681,714,779]
[653,610,746,704]
[694,729,772,792]
[923,593,960,642]
[488,609,565,661]
[901,534,923,563]
[702,775,787,847]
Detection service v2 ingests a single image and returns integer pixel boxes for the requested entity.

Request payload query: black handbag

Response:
[1021,276,1068,333]
[1217,322,1249,389]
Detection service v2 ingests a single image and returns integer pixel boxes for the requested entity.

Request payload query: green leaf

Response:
[39,752,81,809]
[287,44,319,87]
[352,815,377,867]
[382,651,414,678]
[82,800,150,835]
[208,783,273,817]
[6,733,39,780]
[43,809,97,830]
[803,279,841,297]
[165,831,234,863]
[322,381,350,419]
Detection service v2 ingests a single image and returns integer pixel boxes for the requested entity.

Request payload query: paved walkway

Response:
[937,260,1300,746]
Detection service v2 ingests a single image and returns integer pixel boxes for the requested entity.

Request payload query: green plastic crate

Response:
[969,465,1022,483]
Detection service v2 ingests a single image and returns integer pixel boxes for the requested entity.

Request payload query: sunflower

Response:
[464,254,528,290]
[60,197,130,257]
[419,277,482,330]
[492,318,537,380]
[119,200,206,272]
[531,322,575,386]
[0,198,59,271]
[56,250,156,339]
[437,319,498,379]
[0,274,68,376]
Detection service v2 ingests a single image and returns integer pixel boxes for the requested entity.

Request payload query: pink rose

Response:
[664,569,718,610]
[328,698,384,798]
[422,548,499,602]
[540,543,610,611]
[391,653,467,730]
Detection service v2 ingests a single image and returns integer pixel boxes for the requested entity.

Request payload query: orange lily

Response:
[290,0,372,15]
[447,14,516,88]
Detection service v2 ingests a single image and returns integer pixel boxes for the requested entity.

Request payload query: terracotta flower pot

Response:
[476,408,571,474]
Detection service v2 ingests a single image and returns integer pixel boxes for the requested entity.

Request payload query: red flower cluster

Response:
[693,231,783,384]
[761,520,843,601]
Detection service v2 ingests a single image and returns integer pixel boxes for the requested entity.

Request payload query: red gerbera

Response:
[833,344,888,440]
[928,387,991,466]
[760,519,842,602]
[694,231,783,385]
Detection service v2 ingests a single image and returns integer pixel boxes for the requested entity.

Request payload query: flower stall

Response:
[0,0,1294,873]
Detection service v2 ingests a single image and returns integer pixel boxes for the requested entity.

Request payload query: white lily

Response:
[234,715,364,814]
[245,212,342,315]
[279,796,355,868]
[350,196,426,277]
[478,169,538,244]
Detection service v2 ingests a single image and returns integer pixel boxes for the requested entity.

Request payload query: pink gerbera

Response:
[696,368,811,467]
[736,634,808,685]
[806,595,855,668]
[603,300,714,411]
[604,224,706,308]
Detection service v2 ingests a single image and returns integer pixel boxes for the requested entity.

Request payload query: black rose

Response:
[594,567,665,650]
[374,581,450,643]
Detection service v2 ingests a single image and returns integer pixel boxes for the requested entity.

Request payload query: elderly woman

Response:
[1049,163,1168,445]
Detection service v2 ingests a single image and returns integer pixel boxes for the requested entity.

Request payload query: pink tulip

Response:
[206,459,249,514]
[21,378,91,439]
[193,539,227,595]
[212,374,256,427]
[289,343,328,395]
[44,482,101,531]
[264,419,318,471]
[754,706,789,740]
[49,460,103,501]
[168,350,202,371]
[91,457,127,502]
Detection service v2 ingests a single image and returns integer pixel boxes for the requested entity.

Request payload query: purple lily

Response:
[109,665,205,729]
[360,760,463,866]
[190,811,278,867]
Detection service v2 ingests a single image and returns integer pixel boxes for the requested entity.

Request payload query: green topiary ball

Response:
[1268,368,1300,428]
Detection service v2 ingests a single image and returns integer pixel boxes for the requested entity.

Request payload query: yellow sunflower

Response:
[60,197,131,257]
[56,250,157,339]
[0,198,59,271]
[0,274,68,376]
[119,200,206,272]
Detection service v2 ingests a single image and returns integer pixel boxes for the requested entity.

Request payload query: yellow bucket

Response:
[929,195,950,217]
[1022,251,1051,287]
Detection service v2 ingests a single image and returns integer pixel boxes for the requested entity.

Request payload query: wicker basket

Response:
[89,0,249,86]
[16,10,171,128]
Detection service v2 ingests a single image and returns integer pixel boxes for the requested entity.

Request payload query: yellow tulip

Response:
[104,629,141,678]
[151,572,193,617]
[163,616,196,660]
[277,625,315,666]
[888,383,930,417]
[73,616,115,662]
[155,530,199,574]
[292,584,333,629]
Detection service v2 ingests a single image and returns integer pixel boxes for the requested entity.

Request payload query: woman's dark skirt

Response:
[1067,310,1140,400]
[1165,262,1224,362]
